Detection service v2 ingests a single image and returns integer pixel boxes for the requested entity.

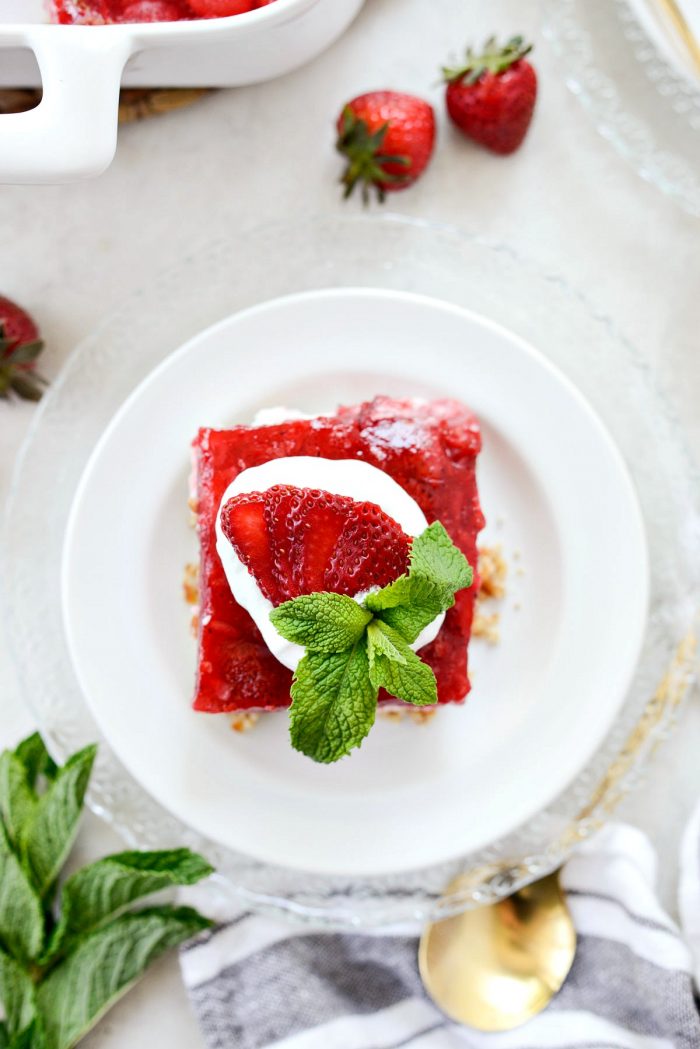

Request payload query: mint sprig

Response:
[270,521,473,764]
[289,640,377,764]
[0,734,213,1049]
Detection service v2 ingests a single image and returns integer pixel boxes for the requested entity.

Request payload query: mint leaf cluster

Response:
[0,734,213,1049]
[270,521,473,764]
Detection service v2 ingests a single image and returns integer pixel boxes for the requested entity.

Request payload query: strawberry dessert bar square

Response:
[191,396,484,714]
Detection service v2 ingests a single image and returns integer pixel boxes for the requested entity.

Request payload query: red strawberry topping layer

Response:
[192,397,484,713]
[50,0,269,22]
[221,485,411,606]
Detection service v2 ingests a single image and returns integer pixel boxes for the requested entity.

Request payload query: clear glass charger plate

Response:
[543,0,700,217]
[4,214,699,929]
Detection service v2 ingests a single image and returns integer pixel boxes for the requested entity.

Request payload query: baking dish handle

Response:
[0,28,133,185]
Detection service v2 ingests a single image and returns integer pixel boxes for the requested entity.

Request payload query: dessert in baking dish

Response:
[51,0,274,24]
[190,397,484,762]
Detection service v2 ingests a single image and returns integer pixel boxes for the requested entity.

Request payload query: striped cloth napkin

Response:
[180,807,700,1049]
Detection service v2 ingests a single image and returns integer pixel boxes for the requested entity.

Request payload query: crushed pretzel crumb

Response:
[183,563,199,606]
[230,712,261,733]
[409,708,437,725]
[378,707,437,724]
[473,611,500,645]
[478,545,507,600]
[379,708,405,722]
[471,545,507,644]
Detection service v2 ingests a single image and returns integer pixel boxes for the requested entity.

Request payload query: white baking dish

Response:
[0,0,365,184]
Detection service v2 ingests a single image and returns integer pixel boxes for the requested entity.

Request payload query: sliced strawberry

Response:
[263,487,298,602]
[220,485,411,605]
[289,494,346,595]
[220,493,283,604]
[328,503,404,593]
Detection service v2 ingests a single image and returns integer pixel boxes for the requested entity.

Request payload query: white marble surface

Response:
[1,0,699,1045]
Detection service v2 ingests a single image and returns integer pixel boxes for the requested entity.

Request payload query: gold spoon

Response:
[419,870,576,1032]
[652,0,700,77]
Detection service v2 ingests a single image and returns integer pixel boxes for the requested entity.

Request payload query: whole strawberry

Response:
[443,36,537,155]
[0,295,48,402]
[336,91,436,203]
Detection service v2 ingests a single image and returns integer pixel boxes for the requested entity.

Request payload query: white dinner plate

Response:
[62,288,649,877]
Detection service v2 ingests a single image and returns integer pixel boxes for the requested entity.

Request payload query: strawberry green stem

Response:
[0,324,47,402]
[443,35,533,85]
[336,107,411,205]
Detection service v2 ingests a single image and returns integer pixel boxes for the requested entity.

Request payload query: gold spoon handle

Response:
[652,0,700,74]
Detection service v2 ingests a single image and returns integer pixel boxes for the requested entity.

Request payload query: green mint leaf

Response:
[37,906,212,1049]
[367,623,438,707]
[0,947,37,1038]
[366,620,407,668]
[364,524,472,644]
[0,825,44,963]
[6,1020,45,1049]
[410,521,473,591]
[289,641,378,763]
[367,574,450,644]
[14,735,57,789]
[364,574,412,612]
[377,604,436,645]
[20,745,96,899]
[0,753,36,850]
[270,594,372,654]
[43,849,213,963]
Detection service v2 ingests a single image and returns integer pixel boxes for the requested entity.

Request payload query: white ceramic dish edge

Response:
[0,0,364,184]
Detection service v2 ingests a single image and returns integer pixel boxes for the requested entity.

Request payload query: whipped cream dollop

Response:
[215,439,446,671]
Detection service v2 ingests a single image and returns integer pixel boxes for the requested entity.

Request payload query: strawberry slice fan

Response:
[220,486,411,605]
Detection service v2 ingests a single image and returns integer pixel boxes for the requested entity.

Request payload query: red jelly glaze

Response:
[192,397,485,713]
